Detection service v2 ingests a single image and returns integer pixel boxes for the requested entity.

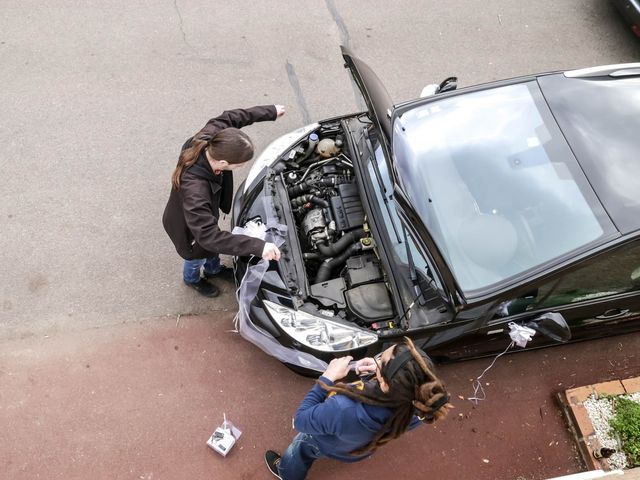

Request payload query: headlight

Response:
[244,123,319,193]
[263,300,378,353]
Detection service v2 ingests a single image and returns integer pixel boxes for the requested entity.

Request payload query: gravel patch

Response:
[583,392,640,470]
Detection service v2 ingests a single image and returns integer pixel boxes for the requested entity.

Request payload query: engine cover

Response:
[345,283,393,324]
[344,255,383,288]
[330,183,365,232]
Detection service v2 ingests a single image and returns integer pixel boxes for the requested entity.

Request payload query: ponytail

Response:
[172,134,209,189]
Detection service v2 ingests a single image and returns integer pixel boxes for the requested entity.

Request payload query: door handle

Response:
[595,308,630,320]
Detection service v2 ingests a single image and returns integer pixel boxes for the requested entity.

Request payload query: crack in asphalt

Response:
[285,61,312,125]
[172,0,194,50]
[324,0,365,111]
[325,0,350,48]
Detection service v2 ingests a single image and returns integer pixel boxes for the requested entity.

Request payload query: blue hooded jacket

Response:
[293,376,421,462]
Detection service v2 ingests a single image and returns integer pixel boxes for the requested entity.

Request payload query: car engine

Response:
[269,121,396,328]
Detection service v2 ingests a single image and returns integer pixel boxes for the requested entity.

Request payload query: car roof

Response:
[538,70,640,234]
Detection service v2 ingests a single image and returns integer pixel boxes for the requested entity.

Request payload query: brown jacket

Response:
[162,105,277,260]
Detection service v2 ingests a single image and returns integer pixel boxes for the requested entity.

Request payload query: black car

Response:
[612,0,640,38]
[232,47,640,374]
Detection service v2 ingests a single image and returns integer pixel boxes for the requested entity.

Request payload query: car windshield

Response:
[392,81,615,293]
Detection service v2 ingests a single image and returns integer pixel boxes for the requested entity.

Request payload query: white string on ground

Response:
[468,341,514,404]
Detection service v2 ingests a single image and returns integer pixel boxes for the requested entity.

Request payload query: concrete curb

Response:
[558,377,640,472]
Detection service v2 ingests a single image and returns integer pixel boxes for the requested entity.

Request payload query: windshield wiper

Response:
[401,223,430,308]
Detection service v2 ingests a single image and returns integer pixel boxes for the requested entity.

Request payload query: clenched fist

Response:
[262,242,281,261]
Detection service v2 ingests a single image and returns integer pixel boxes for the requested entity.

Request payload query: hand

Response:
[262,242,281,261]
[275,105,286,118]
[323,356,353,382]
[354,357,377,376]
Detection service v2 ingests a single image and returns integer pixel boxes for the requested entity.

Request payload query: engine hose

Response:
[315,242,362,283]
[317,228,365,257]
[291,194,329,208]
[288,180,313,197]
[287,175,349,197]
[317,176,350,187]
[303,252,322,261]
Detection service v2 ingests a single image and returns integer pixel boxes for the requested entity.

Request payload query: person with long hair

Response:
[265,337,453,480]
[163,105,285,297]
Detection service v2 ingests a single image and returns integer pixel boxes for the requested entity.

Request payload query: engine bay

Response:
[268,120,397,331]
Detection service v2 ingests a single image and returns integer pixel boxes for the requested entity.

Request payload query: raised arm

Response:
[200,105,279,137]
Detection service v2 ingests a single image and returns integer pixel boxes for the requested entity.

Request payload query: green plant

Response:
[610,396,640,466]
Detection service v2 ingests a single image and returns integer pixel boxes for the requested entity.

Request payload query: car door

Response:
[429,238,640,360]
[509,239,640,341]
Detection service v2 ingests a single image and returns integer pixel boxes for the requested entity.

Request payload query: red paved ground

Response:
[1,312,639,480]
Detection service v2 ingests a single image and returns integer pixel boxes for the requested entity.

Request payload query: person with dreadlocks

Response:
[163,105,285,297]
[265,337,453,480]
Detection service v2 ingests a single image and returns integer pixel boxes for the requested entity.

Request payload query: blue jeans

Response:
[278,433,323,480]
[182,255,221,284]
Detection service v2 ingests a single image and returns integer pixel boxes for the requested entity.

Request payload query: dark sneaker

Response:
[203,265,235,283]
[184,278,219,297]
[264,450,282,479]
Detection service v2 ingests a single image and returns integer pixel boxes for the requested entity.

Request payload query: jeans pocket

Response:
[302,434,322,458]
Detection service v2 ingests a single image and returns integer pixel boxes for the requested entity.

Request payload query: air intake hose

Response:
[290,195,329,208]
[288,176,350,197]
[288,180,313,197]
[314,242,362,283]
[303,252,322,261]
[317,228,365,257]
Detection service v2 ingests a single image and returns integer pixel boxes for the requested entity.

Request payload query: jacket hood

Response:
[188,152,217,182]
[183,145,233,214]
[354,401,392,433]
[180,136,217,182]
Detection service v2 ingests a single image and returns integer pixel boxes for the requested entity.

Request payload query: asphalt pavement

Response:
[1,0,638,341]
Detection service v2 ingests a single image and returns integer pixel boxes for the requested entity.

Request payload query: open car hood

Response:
[341,47,464,308]
[341,46,394,143]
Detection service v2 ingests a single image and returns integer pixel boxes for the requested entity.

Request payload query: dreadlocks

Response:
[317,337,453,456]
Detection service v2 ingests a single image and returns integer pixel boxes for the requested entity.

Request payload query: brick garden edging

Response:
[557,376,640,471]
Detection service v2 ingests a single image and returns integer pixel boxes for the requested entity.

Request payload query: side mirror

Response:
[438,76,457,93]
[525,312,571,343]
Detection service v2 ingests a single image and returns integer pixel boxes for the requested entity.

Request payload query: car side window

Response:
[496,241,640,316]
